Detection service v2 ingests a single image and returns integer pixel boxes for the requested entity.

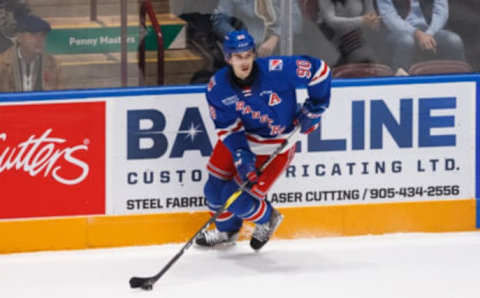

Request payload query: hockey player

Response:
[196,29,331,250]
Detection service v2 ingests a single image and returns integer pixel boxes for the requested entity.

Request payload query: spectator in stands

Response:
[211,0,303,57]
[0,14,61,92]
[316,0,381,66]
[0,0,31,53]
[376,0,465,72]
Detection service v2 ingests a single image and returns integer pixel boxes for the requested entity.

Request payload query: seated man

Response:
[0,14,61,92]
[0,0,31,53]
[376,0,465,72]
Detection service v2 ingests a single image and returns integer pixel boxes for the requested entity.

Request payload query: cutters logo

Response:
[0,101,105,219]
[0,129,89,185]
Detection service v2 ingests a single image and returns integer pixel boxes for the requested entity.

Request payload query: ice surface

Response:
[1,232,479,298]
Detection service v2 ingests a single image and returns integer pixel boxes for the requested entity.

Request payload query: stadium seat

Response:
[332,63,394,78]
[408,60,473,75]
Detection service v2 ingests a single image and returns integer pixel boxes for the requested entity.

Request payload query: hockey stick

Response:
[129,125,301,291]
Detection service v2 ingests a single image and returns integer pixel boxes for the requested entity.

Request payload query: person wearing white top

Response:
[317,0,381,66]
[376,0,465,71]
[211,0,303,57]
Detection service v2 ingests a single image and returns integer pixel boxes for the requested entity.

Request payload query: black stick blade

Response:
[129,277,154,291]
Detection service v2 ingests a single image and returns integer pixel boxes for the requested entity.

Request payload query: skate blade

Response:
[194,240,237,250]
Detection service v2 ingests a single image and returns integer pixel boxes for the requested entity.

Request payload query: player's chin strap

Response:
[129,125,301,291]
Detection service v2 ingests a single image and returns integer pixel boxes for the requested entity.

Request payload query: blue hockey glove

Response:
[296,100,326,134]
[233,149,258,183]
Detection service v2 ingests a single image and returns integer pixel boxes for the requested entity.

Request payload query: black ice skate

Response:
[250,208,284,251]
[195,229,239,247]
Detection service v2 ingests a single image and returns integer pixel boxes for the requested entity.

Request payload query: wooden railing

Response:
[90,0,97,21]
[89,0,164,86]
[139,0,164,85]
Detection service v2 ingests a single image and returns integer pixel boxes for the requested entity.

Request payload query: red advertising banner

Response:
[0,102,105,219]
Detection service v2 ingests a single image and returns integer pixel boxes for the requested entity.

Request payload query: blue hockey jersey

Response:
[206,55,331,156]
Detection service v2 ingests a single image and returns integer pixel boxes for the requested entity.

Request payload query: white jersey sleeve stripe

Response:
[308,61,330,86]
[245,131,300,155]
[216,118,244,141]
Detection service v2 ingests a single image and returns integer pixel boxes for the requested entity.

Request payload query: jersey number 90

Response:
[296,60,312,79]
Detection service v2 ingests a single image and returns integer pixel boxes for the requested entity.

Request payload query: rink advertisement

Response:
[107,93,213,215]
[107,80,477,215]
[0,75,478,253]
[269,81,477,208]
[0,102,106,219]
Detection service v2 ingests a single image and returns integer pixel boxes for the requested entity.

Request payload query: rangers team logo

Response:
[268,92,282,106]
[269,59,283,71]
